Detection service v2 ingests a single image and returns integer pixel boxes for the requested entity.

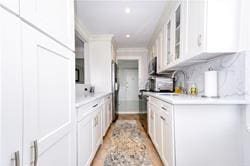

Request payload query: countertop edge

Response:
[144,92,248,105]
[76,92,112,108]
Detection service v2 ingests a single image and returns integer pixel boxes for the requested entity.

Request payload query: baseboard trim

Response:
[117,112,141,114]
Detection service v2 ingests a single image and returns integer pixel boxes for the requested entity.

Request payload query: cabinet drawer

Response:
[77,99,101,122]
[149,96,173,112]
[104,94,112,102]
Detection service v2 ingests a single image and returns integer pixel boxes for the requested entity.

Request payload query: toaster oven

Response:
[149,77,174,92]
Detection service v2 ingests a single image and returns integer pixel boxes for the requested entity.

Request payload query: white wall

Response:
[116,48,149,90]
[89,35,113,93]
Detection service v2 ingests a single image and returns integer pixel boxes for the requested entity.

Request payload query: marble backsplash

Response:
[176,51,250,98]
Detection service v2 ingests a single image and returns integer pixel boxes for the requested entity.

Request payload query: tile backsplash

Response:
[176,51,249,98]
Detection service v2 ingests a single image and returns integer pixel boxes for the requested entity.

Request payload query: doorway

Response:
[117,60,139,114]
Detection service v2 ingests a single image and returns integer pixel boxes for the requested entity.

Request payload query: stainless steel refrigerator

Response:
[111,61,119,121]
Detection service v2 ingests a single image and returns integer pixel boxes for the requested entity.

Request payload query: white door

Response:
[78,114,93,166]
[0,8,23,166]
[125,69,138,100]
[22,23,76,166]
[0,0,19,14]
[19,0,74,50]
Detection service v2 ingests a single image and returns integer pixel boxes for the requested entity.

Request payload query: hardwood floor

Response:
[91,114,163,166]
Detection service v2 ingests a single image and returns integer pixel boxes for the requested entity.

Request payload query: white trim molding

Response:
[75,16,91,42]
[89,34,114,42]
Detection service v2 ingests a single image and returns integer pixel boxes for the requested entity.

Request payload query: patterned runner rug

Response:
[104,120,152,166]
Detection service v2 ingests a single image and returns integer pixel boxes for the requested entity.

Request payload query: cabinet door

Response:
[102,103,106,136]
[19,0,74,50]
[108,99,112,124]
[93,108,102,152]
[0,0,19,14]
[161,108,175,166]
[22,23,76,166]
[0,8,23,166]
[105,102,109,132]
[78,115,93,166]
[154,108,162,154]
[187,0,205,57]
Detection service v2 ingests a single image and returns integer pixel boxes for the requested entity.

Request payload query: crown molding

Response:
[117,48,148,53]
[89,34,114,42]
[75,16,91,42]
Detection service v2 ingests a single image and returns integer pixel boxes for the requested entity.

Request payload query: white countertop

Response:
[76,92,112,108]
[143,92,248,105]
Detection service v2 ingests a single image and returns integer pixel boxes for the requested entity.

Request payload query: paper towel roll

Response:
[204,70,218,97]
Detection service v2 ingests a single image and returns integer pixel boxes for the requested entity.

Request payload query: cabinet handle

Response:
[197,34,202,47]
[93,104,98,108]
[161,106,167,111]
[12,151,20,166]
[160,116,166,121]
[33,140,38,166]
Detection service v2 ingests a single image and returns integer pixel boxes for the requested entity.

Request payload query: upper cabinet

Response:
[20,0,75,50]
[152,0,240,72]
[187,0,239,57]
[0,0,19,14]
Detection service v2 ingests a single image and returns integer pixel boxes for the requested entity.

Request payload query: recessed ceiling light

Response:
[126,34,130,38]
[125,7,131,14]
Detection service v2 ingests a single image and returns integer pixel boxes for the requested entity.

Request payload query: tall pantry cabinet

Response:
[0,7,23,166]
[0,0,76,165]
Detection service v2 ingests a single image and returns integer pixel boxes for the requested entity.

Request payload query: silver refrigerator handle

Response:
[115,82,119,91]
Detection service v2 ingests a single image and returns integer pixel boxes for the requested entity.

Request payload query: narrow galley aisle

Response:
[91,115,163,166]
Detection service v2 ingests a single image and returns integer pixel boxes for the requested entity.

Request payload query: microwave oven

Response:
[148,57,157,75]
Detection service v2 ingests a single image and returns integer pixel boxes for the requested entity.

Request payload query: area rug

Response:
[104,120,152,166]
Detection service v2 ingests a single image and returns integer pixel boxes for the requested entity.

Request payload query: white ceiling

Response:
[75,1,167,48]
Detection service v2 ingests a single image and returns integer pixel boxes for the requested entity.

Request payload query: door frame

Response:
[116,57,141,90]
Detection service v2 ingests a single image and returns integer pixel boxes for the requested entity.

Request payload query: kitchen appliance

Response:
[111,61,119,121]
[139,90,148,132]
[148,57,157,75]
[149,76,174,92]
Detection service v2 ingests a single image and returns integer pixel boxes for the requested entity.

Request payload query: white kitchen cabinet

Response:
[187,0,240,57]
[77,95,112,166]
[154,106,162,152]
[148,101,156,146]
[19,0,75,50]
[102,95,112,136]
[22,23,76,166]
[0,8,23,166]
[0,0,19,14]
[78,113,93,166]
[160,104,175,166]
[148,96,243,166]
[93,106,102,152]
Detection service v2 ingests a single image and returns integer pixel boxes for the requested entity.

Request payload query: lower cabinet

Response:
[160,106,175,166]
[148,96,243,166]
[78,114,93,166]
[77,94,112,166]
[93,107,102,152]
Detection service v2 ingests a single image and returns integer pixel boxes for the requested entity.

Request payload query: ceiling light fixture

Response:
[126,34,130,38]
[125,7,131,14]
